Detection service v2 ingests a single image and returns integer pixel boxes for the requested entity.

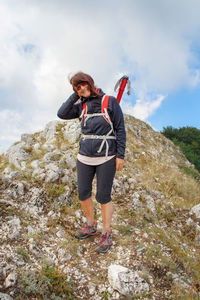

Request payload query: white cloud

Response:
[0,108,54,153]
[121,94,166,121]
[0,0,200,150]
[0,110,23,153]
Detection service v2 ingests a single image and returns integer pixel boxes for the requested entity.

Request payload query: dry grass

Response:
[135,158,200,208]
[152,226,200,283]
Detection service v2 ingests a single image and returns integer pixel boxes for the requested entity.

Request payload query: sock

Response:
[102,229,112,235]
[87,220,92,226]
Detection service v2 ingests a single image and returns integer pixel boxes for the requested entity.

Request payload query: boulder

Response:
[42,143,56,151]
[43,120,62,142]
[21,133,33,146]
[4,271,17,288]
[45,163,63,182]
[31,160,40,169]
[5,143,30,169]
[7,217,21,240]
[65,151,76,170]
[2,168,21,184]
[43,150,63,162]
[108,264,149,296]
[0,293,13,300]
[63,119,81,144]
[33,142,40,151]
[131,191,156,215]
[190,204,200,219]
[9,181,25,198]
[28,187,45,208]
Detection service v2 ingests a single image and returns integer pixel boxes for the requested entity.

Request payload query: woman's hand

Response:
[116,158,124,171]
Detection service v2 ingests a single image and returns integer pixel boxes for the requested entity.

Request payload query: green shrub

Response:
[18,264,74,299]
[162,126,200,172]
[46,185,66,201]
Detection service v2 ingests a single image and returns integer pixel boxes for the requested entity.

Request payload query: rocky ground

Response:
[0,115,200,299]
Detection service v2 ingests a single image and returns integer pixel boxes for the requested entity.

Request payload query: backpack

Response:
[80,95,116,157]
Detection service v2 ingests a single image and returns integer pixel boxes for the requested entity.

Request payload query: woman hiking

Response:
[57,72,126,253]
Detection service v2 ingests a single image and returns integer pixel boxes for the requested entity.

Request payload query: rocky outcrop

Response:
[5,143,30,170]
[0,115,199,299]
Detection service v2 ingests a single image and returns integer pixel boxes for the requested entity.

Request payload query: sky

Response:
[0,0,200,153]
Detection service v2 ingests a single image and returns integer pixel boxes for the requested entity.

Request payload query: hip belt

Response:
[81,134,116,157]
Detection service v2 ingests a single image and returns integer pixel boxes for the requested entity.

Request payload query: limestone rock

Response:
[21,133,33,146]
[45,163,63,182]
[63,119,81,143]
[9,181,25,198]
[195,233,200,246]
[57,188,72,206]
[172,274,190,289]
[186,218,194,226]
[0,199,17,207]
[61,173,69,184]
[4,271,17,288]
[43,120,62,142]
[5,143,30,169]
[42,143,56,151]
[0,293,13,300]
[64,151,76,170]
[31,160,40,169]
[32,166,46,180]
[43,150,63,162]
[2,169,22,184]
[29,239,41,256]
[190,203,200,219]
[131,191,156,215]
[113,175,129,195]
[145,195,156,214]
[7,217,21,239]
[108,264,149,296]
[131,192,142,210]
[88,283,96,295]
[27,225,36,235]
[33,142,40,151]
[27,187,45,208]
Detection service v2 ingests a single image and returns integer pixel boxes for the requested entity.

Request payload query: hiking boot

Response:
[75,222,97,239]
[95,230,112,253]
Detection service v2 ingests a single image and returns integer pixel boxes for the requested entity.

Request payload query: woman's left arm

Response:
[109,97,126,170]
[116,157,125,171]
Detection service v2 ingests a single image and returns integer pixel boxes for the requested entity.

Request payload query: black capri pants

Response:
[77,157,116,204]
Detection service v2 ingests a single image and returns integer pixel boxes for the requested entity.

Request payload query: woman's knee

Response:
[78,188,92,201]
[96,191,111,204]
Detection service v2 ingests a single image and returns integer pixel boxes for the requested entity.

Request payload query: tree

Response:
[162,126,200,172]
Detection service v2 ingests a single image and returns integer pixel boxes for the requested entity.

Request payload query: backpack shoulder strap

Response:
[80,102,87,121]
[102,95,109,112]
[102,95,110,122]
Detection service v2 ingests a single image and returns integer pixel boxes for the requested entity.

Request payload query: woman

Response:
[57,72,126,253]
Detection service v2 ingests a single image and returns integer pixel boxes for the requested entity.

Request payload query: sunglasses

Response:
[75,82,88,91]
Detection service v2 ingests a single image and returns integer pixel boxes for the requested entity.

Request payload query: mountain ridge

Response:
[0,114,200,299]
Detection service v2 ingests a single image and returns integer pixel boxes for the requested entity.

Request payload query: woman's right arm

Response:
[57,93,82,119]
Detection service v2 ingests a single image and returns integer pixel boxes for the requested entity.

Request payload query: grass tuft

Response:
[46,184,66,201]
[18,264,74,299]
